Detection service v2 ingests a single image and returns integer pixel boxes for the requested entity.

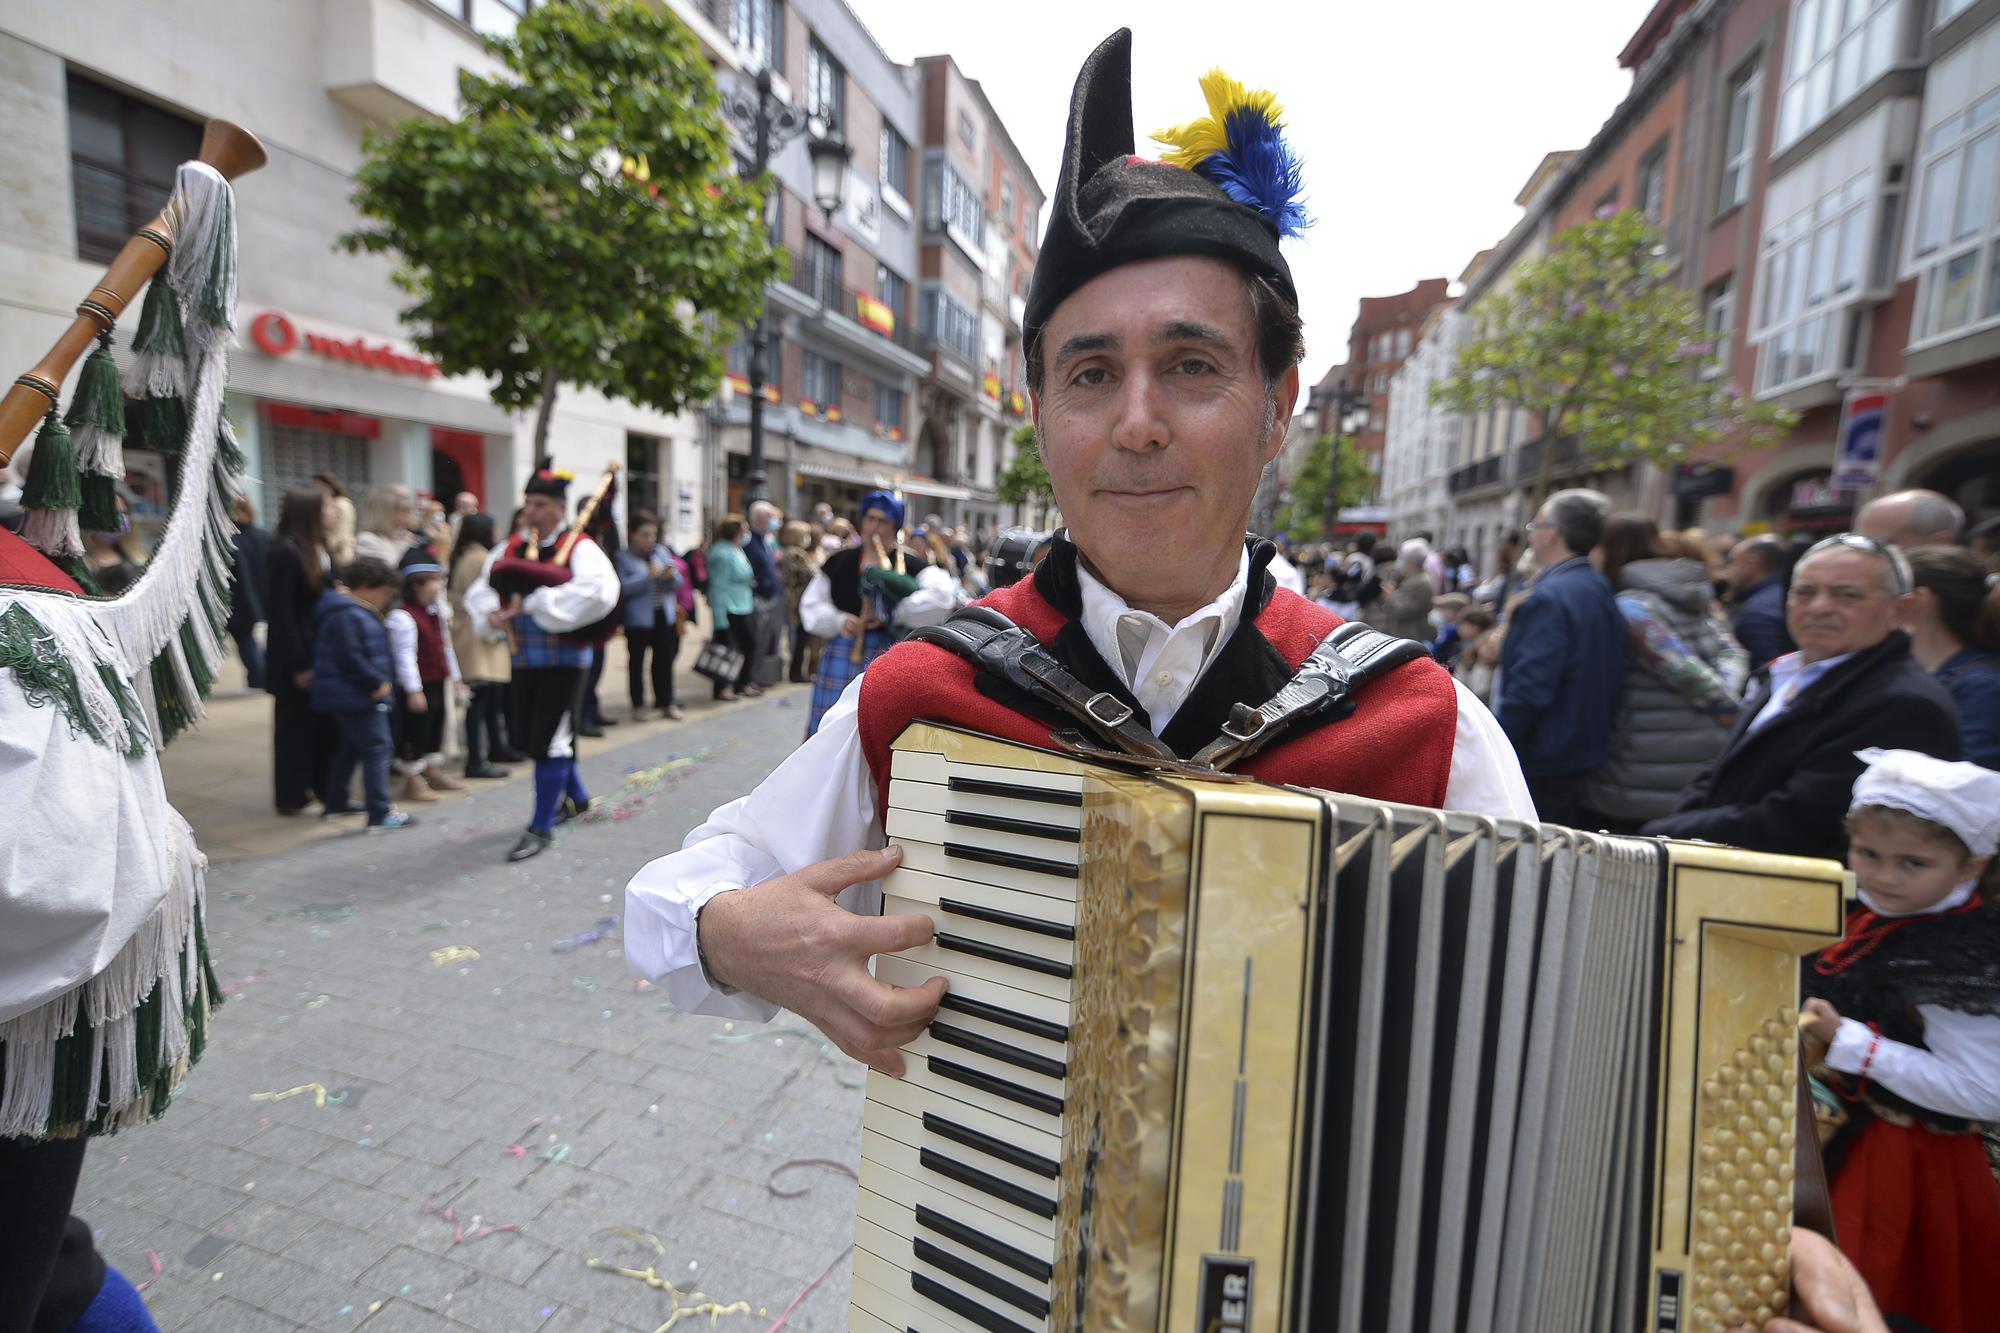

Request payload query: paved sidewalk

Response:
[84,687,862,1332]
[171,632,787,862]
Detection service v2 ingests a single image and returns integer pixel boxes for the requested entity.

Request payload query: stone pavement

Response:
[82,686,867,1333]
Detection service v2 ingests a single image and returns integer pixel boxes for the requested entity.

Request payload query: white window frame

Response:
[1719,61,1763,212]
[1936,0,1976,28]
[1703,276,1737,380]
[1750,168,1884,395]
[1775,0,1905,151]
[1638,139,1670,224]
[806,37,843,127]
[1905,73,2000,347]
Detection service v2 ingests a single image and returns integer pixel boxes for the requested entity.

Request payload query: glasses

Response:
[1523,520,1547,534]
[1801,532,1914,596]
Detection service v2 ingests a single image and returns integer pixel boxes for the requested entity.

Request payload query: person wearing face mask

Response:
[1798,750,2000,1333]
[744,499,785,688]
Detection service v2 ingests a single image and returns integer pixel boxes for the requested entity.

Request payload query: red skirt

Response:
[1832,1117,2000,1333]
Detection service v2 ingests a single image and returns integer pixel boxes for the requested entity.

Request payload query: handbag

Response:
[693,634,746,684]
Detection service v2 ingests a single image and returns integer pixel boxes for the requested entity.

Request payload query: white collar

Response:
[1858,878,1981,918]
[1074,549,1253,731]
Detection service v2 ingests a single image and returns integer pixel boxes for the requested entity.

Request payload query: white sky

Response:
[853,0,1658,380]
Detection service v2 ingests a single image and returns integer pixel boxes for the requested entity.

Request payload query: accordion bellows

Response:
[851,723,1850,1333]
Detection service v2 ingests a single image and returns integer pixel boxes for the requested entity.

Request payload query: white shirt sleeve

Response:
[465,546,502,625]
[385,608,422,693]
[1444,678,1538,821]
[439,609,462,683]
[800,570,845,640]
[892,564,963,630]
[1825,1008,2000,1123]
[523,535,619,633]
[623,674,883,1019]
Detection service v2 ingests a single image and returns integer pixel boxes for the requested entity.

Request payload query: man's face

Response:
[1785,548,1908,663]
[1033,256,1296,609]
[1726,544,1764,593]
[859,510,895,550]
[454,492,478,515]
[1526,507,1564,566]
[520,493,566,536]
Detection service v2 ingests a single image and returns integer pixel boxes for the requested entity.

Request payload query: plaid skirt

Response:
[807,627,898,736]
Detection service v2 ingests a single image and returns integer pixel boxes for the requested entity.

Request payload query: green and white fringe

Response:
[0,817,216,1140]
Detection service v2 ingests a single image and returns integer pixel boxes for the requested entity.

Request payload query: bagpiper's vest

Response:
[857,538,1458,820]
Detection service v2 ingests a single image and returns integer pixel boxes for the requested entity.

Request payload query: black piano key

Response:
[920,1146,1057,1220]
[914,1236,1052,1319]
[916,1203,1054,1283]
[913,1271,1038,1333]
[928,1056,1064,1118]
[948,776,1084,808]
[938,896,1075,942]
[937,992,1070,1044]
[923,1110,1061,1179]
[944,841,1079,880]
[937,931,1073,980]
[944,809,1082,844]
[928,1022,1067,1082]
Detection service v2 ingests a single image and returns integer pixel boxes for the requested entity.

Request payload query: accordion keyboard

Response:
[854,751,1085,1333]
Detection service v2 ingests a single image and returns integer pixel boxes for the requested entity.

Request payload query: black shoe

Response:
[578,723,605,738]
[508,829,553,862]
[464,763,512,780]
[320,805,364,820]
[553,795,599,827]
[491,747,529,764]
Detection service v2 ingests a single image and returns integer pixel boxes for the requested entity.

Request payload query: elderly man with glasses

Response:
[1642,533,1960,859]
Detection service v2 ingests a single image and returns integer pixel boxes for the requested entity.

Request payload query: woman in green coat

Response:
[704,515,760,700]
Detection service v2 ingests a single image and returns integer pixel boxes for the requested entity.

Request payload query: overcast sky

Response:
[853,0,1659,380]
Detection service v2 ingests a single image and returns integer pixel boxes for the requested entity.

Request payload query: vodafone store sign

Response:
[250,311,439,378]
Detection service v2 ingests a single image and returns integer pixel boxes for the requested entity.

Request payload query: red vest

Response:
[0,528,82,595]
[857,544,1458,820]
[409,602,449,683]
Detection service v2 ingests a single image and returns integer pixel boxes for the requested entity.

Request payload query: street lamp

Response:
[720,67,851,508]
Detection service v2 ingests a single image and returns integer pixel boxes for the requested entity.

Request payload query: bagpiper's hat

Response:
[1023,29,1308,359]
[860,489,905,529]
[523,457,572,501]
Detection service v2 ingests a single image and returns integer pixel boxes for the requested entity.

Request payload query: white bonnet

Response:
[1850,748,2000,857]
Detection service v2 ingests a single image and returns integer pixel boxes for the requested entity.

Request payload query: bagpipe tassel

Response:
[19,411,84,560]
[66,329,127,533]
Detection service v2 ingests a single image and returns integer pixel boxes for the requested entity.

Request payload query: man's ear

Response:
[1263,363,1302,466]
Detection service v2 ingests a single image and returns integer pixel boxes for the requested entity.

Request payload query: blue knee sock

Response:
[564,759,588,805]
[531,761,566,834]
[66,1263,160,1332]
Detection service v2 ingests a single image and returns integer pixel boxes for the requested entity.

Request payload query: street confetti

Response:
[421,1189,521,1246]
[218,970,268,995]
[585,1227,753,1332]
[551,915,620,953]
[247,1083,346,1108]
[429,946,480,966]
[513,1140,571,1188]
[577,744,740,826]
[710,1027,865,1088]
[279,903,355,923]
[304,994,331,1009]
[133,1249,162,1293]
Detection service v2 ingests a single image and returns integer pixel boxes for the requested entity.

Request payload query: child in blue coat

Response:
[310,557,415,829]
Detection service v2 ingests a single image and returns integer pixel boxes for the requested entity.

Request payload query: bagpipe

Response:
[491,461,621,647]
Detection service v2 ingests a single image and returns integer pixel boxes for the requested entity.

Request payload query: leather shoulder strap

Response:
[908,606,1178,763]
[1190,620,1432,770]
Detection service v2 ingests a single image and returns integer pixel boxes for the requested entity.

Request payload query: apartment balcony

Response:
[322,0,503,123]
[768,249,930,378]
[1446,455,1507,496]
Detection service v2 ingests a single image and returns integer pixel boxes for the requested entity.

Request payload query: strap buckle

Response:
[1218,702,1269,744]
[1083,691,1134,729]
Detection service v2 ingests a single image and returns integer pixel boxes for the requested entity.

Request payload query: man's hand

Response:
[295,669,314,691]
[486,593,524,631]
[1730,1229,1889,1333]
[371,681,392,701]
[1800,998,1841,1066]
[840,613,864,639]
[698,846,946,1076]
[406,690,428,714]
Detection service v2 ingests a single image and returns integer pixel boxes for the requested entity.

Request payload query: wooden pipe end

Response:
[198,119,268,181]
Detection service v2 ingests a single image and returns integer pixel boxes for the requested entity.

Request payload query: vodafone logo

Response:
[250,310,440,379]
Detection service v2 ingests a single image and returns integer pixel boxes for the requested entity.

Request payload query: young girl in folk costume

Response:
[386,554,466,804]
[1800,748,2000,1333]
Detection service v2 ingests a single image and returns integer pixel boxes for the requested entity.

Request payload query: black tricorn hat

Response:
[1023,29,1302,358]
[523,456,571,501]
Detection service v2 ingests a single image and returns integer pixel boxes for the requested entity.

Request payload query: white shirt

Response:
[386,604,463,693]
[798,561,962,641]
[463,534,619,636]
[1747,651,1853,734]
[625,561,1537,1021]
[1265,549,1308,599]
[1824,880,2000,1122]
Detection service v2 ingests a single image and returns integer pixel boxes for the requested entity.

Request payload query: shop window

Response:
[627,433,663,519]
[65,72,202,264]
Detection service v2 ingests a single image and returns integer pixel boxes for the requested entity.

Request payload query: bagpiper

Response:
[465,463,619,862]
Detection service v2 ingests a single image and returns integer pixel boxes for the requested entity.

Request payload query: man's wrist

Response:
[694,892,741,994]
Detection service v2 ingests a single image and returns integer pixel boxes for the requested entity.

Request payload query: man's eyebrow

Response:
[1052,332,1118,371]
[1151,320,1234,349]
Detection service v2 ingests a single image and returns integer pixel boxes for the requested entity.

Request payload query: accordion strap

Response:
[1189,622,1432,771]
[907,606,1179,763]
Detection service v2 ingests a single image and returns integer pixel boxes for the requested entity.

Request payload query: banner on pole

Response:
[1834,388,1889,492]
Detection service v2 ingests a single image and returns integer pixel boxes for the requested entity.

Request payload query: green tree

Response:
[996,422,1056,516]
[340,0,782,455]
[1432,209,1793,504]
[1273,434,1372,546]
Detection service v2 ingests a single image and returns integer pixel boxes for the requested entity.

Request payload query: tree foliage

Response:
[1432,209,1793,503]
[340,0,783,451]
[1274,434,1373,546]
[996,423,1056,509]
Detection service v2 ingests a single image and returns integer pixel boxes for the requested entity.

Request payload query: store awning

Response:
[899,479,972,502]
[795,461,899,489]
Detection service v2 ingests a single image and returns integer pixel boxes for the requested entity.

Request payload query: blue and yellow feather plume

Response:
[1153,69,1310,238]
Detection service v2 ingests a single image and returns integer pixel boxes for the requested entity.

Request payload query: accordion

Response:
[850,723,1850,1333]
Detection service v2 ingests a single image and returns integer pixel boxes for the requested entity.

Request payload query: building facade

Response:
[1382,304,1466,544]
[1342,277,1453,502]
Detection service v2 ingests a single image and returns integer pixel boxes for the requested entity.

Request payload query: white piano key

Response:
[892,1049,1062,1137]
[884,867,1078,928]
[854,1230,1046,1333]
[875,954,1071,1034]
[883,895,1076,968]
[889,747,949,785]
[895,937,1072,1003]
[902,1028,1064,1100]
[944,758,1085,796]
[886,810,1080,874]
[862,1124,1059,1231]
[858,1160,1058,1268]
[888,777,1085,832]
[848,1301,899,1333]
[857,1213,1055,1327]
[864,1099,1062,1200]
[869,1065,1064,1163]
[894,838,1079,902]
[849,1270,941,1333]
